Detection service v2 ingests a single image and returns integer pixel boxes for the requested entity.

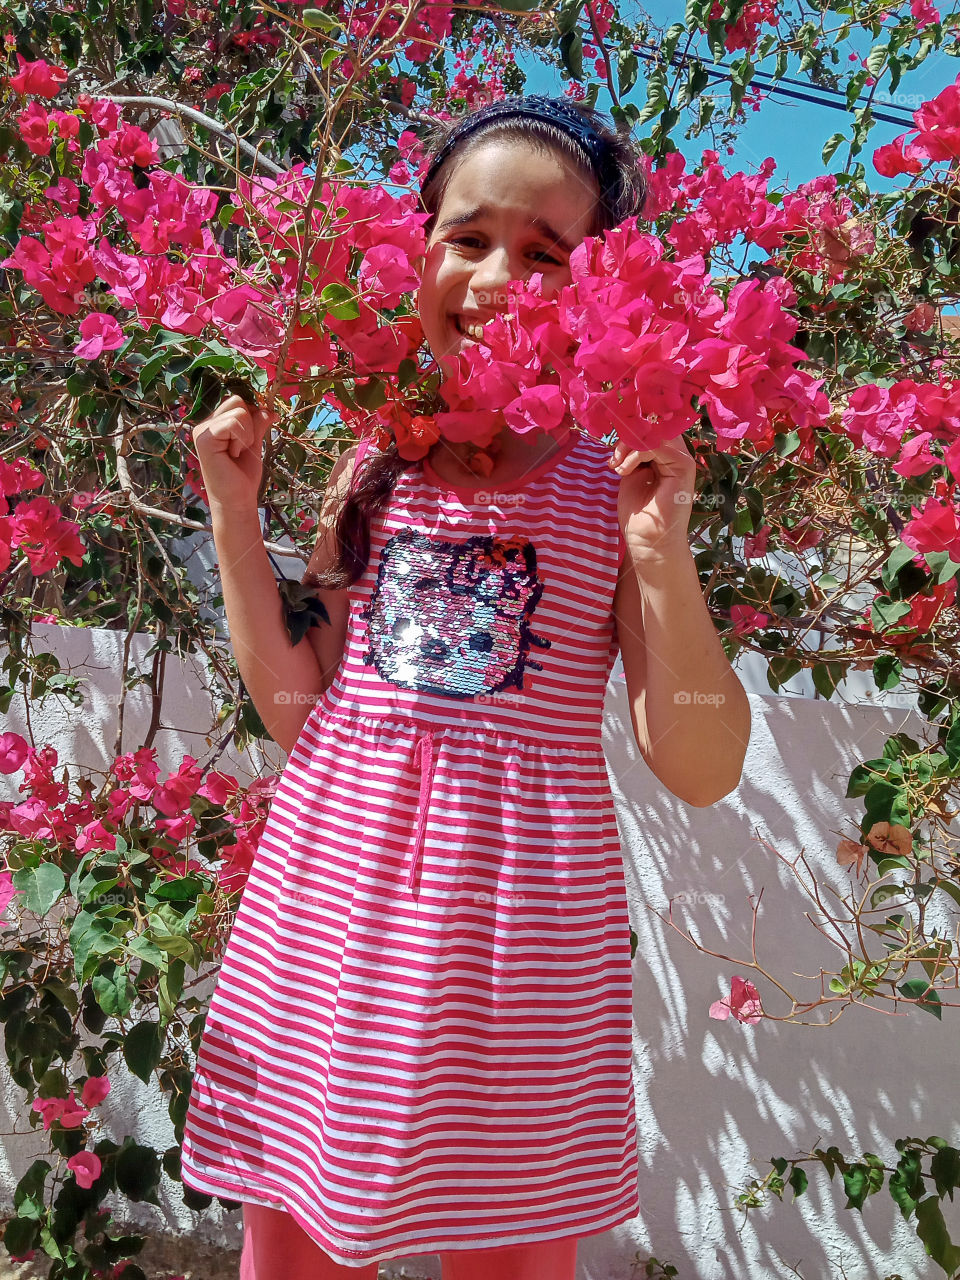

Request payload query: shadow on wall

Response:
[597,681,960,1280]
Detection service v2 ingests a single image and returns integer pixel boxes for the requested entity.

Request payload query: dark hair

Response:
[310,96,648,591]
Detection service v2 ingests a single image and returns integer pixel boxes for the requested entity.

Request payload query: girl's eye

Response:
[450,237,560,265]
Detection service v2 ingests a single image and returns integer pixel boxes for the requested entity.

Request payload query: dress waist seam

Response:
[315,702,603,750]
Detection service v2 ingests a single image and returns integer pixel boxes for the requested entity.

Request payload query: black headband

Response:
[421,94,622,217]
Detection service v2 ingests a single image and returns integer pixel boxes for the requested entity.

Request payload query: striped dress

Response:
[179,425,641,1268]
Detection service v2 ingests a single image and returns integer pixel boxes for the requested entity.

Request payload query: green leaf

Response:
[767,656,802,691]
[934,879,960,911]
[873,653,903,692]
[150,876,207,902]
[637,68,668,126]
[618,48,639,96]
[14,1159,51,1212]
[890,1147,924,1220]
[123,1020,165,1084]
[301,7,342,30]
[318,282,360,321]
[559,27,583,80]
[846,757,903,798]
[774,429,800,458]
[115,1140,162,1202]
[812,661,844,700]
[898,978,942,1019]
[882,542,922,592]
[871,596,913,631]
[842,1155,885,1211]
[916,1196,960,1272]
[866,43,888,78]
[789,1166,808,1199]
[822,132,847,165]
[923,551,960,584]
[944,718,960,769]
[12,863,65,917]
[69,911,122,983]
[277,578,331,647]
[92,964,136,1018]
[931,1146,960,1200]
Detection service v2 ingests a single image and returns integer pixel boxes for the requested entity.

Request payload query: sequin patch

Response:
[360,530,552,699]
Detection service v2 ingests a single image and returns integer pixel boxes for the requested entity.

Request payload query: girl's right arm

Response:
[192,394,357,754]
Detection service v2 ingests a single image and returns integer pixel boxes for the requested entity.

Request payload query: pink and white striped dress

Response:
[180,425,640,1268]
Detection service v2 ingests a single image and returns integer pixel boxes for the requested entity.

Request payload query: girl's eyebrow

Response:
[435,203,575,253]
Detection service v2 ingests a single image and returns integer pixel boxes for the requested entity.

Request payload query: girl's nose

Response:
[469,246,525,298]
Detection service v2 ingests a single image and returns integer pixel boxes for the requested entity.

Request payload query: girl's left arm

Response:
[610,435,752,807]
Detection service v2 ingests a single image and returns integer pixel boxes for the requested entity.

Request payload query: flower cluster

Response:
[428,219,830,458]
[0,457,85,576]
[873,74,960,176]
[5,55,960,581]
[709,974,763,1024]
[0,733,275,898]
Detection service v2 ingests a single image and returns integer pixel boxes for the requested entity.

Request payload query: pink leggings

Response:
[240,1202,579,1279]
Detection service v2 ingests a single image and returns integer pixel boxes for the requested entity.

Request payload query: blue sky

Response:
[518,5,960,193]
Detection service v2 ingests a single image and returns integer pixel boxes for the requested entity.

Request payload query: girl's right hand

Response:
[191,394,279,514]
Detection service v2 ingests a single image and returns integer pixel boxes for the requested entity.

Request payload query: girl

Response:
[181,94,751,1280]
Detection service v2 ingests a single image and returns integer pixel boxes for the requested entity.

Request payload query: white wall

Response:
[1,624,953,1280]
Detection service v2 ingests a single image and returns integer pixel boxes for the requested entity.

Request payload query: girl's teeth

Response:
[466,322,485,339]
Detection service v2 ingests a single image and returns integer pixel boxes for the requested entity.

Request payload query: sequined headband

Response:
[421,94,621,209]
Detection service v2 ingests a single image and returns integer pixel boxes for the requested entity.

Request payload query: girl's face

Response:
[416,137,599,368]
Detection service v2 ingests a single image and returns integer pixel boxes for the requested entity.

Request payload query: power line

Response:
[609,36,919,131]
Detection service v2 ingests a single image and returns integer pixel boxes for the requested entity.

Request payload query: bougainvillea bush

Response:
[4,0,960,1273]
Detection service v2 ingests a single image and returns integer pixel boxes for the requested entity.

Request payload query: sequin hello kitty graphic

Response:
[360,530,552,699]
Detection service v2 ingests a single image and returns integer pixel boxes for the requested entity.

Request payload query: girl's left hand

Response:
[610,435,697,564]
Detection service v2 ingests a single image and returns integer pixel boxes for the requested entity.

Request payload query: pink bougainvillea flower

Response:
[873,134,927,177]
[742,524,771,559]
[911,0,941,26]
[709,975,763,1025]
[80,1075,111,1108]
[904,302,936,331]
[74,312,125,359]
[836,838,868,875]
[7,54,68,97]
[9,496,86,574]
[197,771,239,806]
[153,756,204,817]
[913,79,960,161]
[111,746,161,800]
[865,821,914,857]
[0,871,22,920]
[67,1151,101,1189]
[0,732,28,774]
[729,604,769,636]
[902,485,960,562]
[32,1096,65,1129]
